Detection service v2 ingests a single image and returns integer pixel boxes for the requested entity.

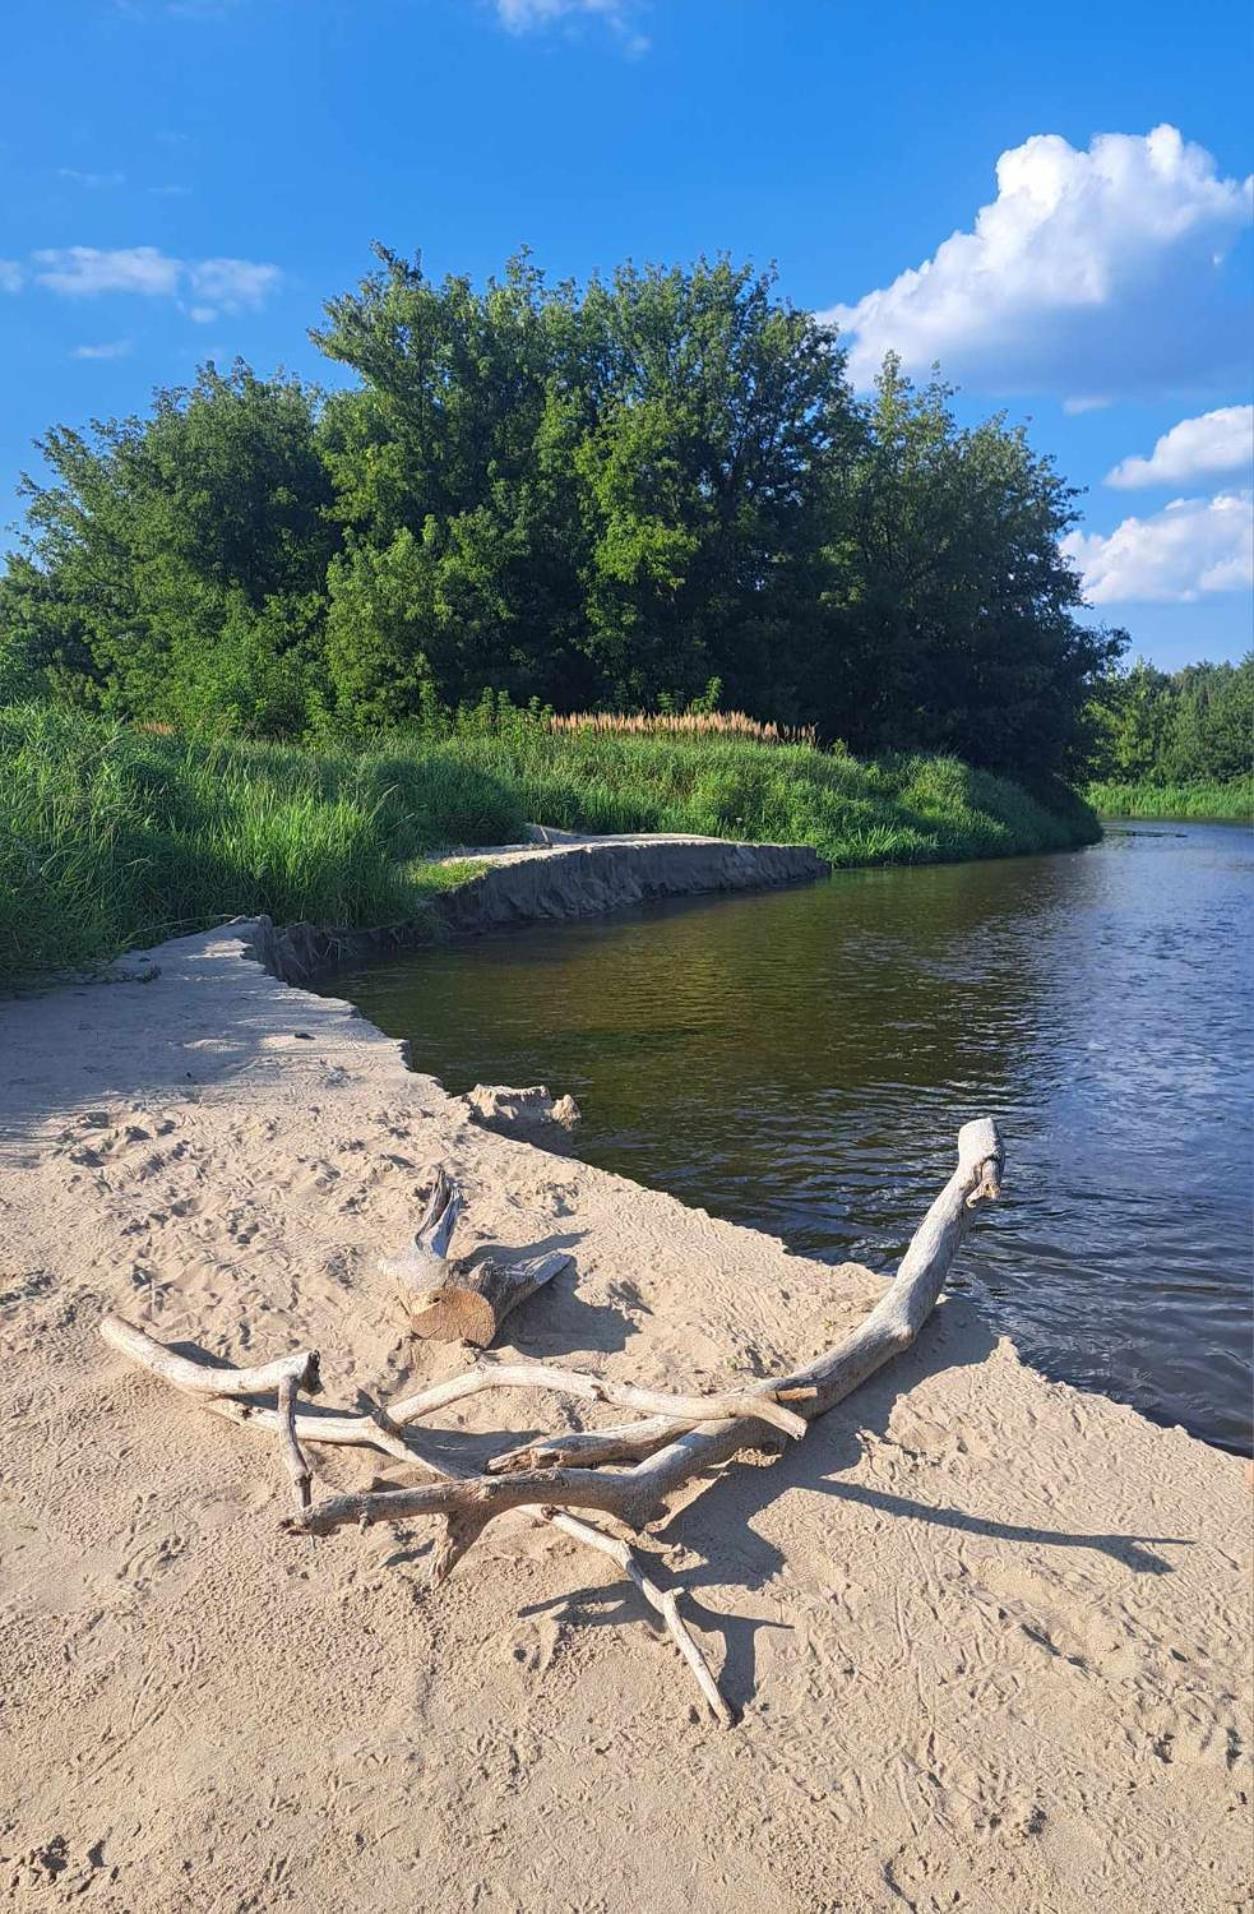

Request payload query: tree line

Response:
[0,248,1127,784]
[1092,655,1253,786]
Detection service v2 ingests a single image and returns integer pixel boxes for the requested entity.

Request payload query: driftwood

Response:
[99,1312,321,1398]
[99,1313,729,1719]
[381,1167,574,1347]
[98,1117,1003,1729]
[387,1358,810,1440]
[405,1251,575,1347]
[290,1119,1004,1570]
[98,1316,416,1462]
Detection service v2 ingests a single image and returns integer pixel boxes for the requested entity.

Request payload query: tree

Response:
[0,246,1161,786]
[1,365,334,734]
[821,359,1125,782]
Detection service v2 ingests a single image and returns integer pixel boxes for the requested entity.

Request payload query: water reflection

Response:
[332,823,1254,1454]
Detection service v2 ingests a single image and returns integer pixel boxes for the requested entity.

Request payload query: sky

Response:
[2,0,1251,669]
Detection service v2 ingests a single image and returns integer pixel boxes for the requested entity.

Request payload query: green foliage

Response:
[1087,777,1252,821]
[819,358,1126,782]
[0,364,335,735]
[446,726,1093,863]
[0,706,1096,987]
[1088,654,1253,795]
[2,248,1122,783]
[0,705,523,985]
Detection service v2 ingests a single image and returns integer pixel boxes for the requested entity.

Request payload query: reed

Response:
[546,709,819,747]
[1087,778,1252,822]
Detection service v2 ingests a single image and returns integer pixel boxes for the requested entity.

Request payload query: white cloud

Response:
[494,0,648,47]
[25,245,280,310]
[1062,491,1253,602]
[0,260,24,293]
[58,168,126,189]
[33,245,183,296]
[71,339,134,360]
[187,256,281,311]
[1105,405,1253,489]
[826,125,1253,400]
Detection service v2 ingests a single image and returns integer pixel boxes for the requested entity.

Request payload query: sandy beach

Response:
[1,910,1249,1912]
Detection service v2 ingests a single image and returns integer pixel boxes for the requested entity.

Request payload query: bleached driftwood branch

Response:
[99,1117,1003,1730]
[98,1315,416,1462]
[387,1359,810,1440]
[543,1509,734,1728]
[99,1313,321,1398]
[99,1306,730,1722]
[291,1119,1003,1561]
[276,1375,314,1513]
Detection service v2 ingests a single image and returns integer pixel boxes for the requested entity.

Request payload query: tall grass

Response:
[448,728,1095,866]
[1087,778,1252,822]
[546,708,818,746]
[0,704,1097,987]
[0,707,523,985]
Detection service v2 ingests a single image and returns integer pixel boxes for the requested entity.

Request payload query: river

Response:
[333,821,1253,1454]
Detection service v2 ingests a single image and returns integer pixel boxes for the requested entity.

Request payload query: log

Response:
[404,1250,573,1347]
[289,1118,1004,1550]
[381,1169,576,1348]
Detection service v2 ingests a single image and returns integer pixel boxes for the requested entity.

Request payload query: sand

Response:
[1,910,1250,1912]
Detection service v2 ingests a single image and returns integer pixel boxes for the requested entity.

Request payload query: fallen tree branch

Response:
[543,1509,734,1728]
[97,1308,732,1724]
[276,1375,314,1513]
[100,1313,320,1399]
[387,1360,809,1441]
[99,1117,1003,1732]
[290,1118,1003,1545]
[487,1414,732,1475]
[99,1316,417,1462]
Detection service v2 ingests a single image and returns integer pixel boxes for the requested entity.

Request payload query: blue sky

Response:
[2,0,1251,668]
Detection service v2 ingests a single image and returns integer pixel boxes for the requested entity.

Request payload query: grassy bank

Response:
[1087,778,1252,821]
[1,705,1097,987]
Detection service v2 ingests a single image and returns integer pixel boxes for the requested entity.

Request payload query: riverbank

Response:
[1,704,1096,987]
[1,920,1248,1911]
[1088,776,1252,821]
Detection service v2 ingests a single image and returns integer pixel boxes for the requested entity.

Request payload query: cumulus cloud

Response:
[1062,491,1253,603]
[71,339,134,360]
[1105,405,1253,489]
[826,126,1253,401]
[494,0,647,47]
[34,246,183,297]
[187,256,281,310]
[25,245,280,310]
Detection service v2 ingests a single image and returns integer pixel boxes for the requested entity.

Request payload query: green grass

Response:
[450,729,1096,865]
[0,704,1097,988]
[0,706,524,986]
[1087,777,1253,821]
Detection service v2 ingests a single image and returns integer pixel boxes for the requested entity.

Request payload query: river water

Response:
[334,822,1254,1454]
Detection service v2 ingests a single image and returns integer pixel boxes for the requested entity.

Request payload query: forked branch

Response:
[99,1117,1003,1732]
[289,1118,1004,1544]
